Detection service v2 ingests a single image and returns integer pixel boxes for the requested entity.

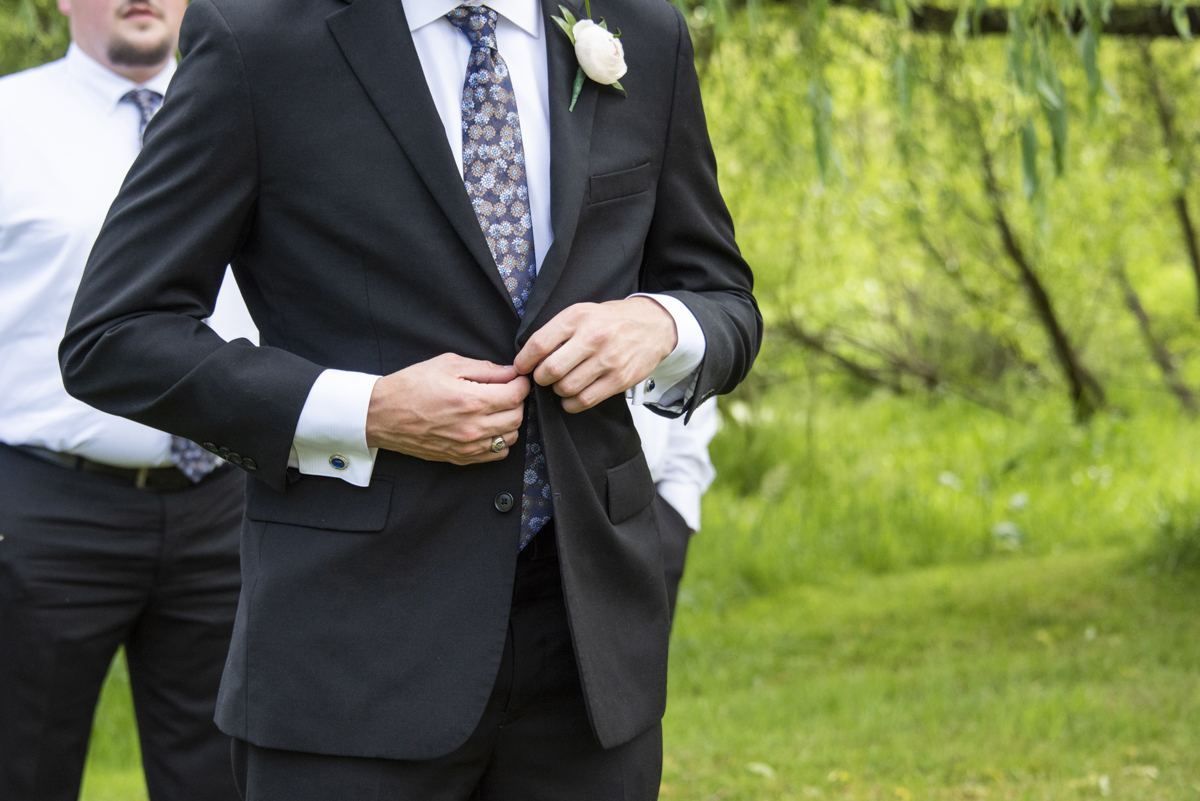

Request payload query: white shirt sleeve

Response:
[288,369,380,487]
[653,399,718,532]
[628,293,706,413]
[289,298,705,488]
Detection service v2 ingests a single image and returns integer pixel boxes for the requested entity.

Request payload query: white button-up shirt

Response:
[289,0,707,486]
[631,398,718,532]
[0,45,255,468]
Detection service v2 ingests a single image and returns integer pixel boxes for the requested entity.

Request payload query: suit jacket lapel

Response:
[518,0,598,339]
[326,0,517,315]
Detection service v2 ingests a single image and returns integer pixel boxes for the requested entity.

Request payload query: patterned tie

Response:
[122,88,220,484]
[448,5,552,549]
[120,88,163,146]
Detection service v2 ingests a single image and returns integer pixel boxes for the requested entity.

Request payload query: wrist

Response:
[631,296,678,359]
[365,375,392,449]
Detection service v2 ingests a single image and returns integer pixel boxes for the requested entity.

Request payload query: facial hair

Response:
[107,35,172,68]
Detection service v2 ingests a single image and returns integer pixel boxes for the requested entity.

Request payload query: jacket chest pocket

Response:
[589,163,654,206]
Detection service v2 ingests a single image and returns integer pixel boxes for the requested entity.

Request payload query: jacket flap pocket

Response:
[589,162,653,205]
[605,452,656,525]
[246,475,393,532]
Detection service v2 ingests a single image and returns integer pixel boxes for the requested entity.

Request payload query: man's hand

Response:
[514,297,678,414]
[366,354,529,464]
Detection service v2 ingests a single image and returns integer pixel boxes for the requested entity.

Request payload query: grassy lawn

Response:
[82,546,1200,800]
[664,548,1200,799]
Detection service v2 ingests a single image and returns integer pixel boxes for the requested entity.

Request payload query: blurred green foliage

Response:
[0,0,1194,796]
[0,0,69,76]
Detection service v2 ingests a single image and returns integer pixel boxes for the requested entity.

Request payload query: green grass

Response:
[664,548,1200,799]
[80,398,1200,800]
[82,547,1200,800]
[80,654,146,801]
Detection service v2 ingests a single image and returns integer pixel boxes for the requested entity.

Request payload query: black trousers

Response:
[654,494,693,624]
[233,524,662,800]
[0,443,243,801]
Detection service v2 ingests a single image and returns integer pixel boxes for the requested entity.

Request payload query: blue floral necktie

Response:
[121,88,162,146]
[123,88,219,484]
[447,4,552,549]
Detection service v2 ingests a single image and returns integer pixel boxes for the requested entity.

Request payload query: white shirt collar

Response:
[403,0,541,37]
[64,42,176,108]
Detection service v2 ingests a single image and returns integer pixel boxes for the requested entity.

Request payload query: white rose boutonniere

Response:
[551,1,627,112]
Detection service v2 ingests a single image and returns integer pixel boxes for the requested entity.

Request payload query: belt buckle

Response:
[135,467,150,490]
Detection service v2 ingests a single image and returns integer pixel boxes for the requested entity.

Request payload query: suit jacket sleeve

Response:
[638,6,762,420]
[58,0,325,492]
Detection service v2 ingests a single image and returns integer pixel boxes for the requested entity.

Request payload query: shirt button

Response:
[494,492,514,513]
[242,458,257,471]
[644,378,656,392]
[329,454,349,471]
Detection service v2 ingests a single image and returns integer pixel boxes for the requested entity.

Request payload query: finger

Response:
[471,376,531,414]
[465,429,521,464]
[454,358,521,385]
[559,372,626,414]
[514,316,575,376]
[548,354,610,400]
[480,406,525,435]
[532,335,595,388]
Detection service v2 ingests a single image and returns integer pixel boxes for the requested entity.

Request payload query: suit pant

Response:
[233,523,663,801]
[654,494,693,624]
[0,443,243,801]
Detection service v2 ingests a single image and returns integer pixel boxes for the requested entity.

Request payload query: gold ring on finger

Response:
[490,435,506,453]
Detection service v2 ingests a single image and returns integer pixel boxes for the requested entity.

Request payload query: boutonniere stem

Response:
[552,0,627,112]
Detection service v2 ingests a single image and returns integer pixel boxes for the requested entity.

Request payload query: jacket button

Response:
[242,458,257,471]
[226,453,243,466]
[494,492,514,513]
[202,442,218,453]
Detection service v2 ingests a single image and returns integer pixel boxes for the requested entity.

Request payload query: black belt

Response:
[12,444,226,493]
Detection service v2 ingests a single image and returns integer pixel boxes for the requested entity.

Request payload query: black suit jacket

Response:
[60,0,760,759]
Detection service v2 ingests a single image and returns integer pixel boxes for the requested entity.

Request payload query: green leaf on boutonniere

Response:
[569,65,586,112]
[551,14,575,44]
[611,79,625,95]
[555,5,578,41]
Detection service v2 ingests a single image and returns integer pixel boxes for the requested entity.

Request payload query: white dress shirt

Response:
[289,0,706,486]
[0,45,257,468]
[630,399,718,532]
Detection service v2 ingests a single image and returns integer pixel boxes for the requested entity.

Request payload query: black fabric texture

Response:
[0,444,243,800]
[654,493,693,624]
[59,0,761,758]
[231,525,662,800]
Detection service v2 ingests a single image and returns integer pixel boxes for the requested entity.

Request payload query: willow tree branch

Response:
[1110,259,1198,414]
[1139,43,1200,318]
[818,0,1200,38]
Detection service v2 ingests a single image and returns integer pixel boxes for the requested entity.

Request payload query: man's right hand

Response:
[365,354,529,465]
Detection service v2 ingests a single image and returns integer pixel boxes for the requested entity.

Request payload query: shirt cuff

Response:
[628,293,706,412]
[288,369,380,487]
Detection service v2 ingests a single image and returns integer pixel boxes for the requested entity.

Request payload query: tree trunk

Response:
[1111,261,1198,414]
[977,142,1106,421]
[1140,44,1200,319]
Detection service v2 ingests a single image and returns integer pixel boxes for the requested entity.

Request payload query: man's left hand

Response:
[514,297,678,413]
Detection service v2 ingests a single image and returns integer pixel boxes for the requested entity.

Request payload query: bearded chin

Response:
[108,35,172,68]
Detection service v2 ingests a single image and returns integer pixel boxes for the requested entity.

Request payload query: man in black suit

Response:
[60,0,760,795]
